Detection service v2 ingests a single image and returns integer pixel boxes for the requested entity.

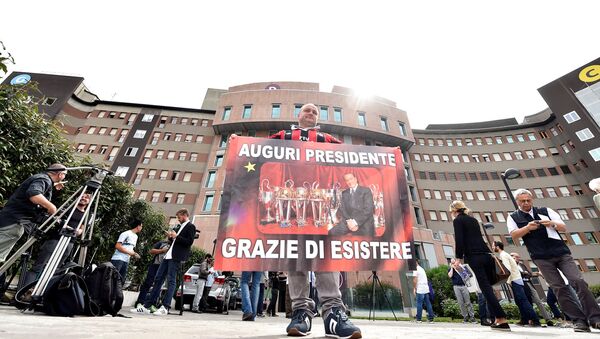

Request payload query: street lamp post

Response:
[500,168,521,209]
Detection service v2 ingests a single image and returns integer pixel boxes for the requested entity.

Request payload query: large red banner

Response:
[214,136,414,271]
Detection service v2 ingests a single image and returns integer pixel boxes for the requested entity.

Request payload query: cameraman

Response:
[23,193,91,286]
[0,164,67,266]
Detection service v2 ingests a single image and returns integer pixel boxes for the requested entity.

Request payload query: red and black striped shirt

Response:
[269,128,341,144]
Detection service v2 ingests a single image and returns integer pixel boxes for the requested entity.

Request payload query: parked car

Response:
[171,264,232,314]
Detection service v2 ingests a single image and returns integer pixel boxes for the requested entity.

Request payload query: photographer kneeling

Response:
[0,164,68,280]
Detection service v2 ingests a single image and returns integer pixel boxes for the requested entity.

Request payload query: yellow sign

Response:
[579,65,600,83]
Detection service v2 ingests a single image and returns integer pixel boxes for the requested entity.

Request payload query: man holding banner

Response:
[222,103,412,338]
[270,104,362,338]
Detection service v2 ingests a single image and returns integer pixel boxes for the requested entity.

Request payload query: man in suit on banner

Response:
[330,173,374,237]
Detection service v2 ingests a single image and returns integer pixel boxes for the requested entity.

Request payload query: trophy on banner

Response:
[323,182,342,228]
[309,182,326,227]
[370,184,385,228]
[259,179,275,224]
[276,179,295,228]
[294,182,310,227]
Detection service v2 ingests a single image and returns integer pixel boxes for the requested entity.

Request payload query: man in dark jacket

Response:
[330,173,374,237]
[134,208,197,315]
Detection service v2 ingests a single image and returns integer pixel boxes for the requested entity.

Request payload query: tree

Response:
[0,68,74,203]
[426,265,454,316]
[0,44,182,288]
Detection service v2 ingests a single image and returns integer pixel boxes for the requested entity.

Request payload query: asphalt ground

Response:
[1,305,596,338]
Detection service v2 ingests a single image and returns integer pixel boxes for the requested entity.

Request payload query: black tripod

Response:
[0,166,110,311]
[368,271,398,321]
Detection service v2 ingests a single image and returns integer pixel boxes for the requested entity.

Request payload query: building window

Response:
[98,127,107,135]
[99,145,108,155]
[108,146,120,161]
[586,208,598,218]
[133,169,144,185]
[76,144,85,153]
[429,211,438,221]
[495,212,506,222]
[190,153,198,162]
[87,145,97,153]
[590,147,600,161]
[138,190,148,200]
[177,194,185,204]
[559,186,570,197]
[115,166,129,177]
[380,117,389,131]
[537,149,547,157]
[423,190,431,199]
[294,104,302,118]
[242,105,252,119]
[576,128,594,142]
[271,104,281,118]
[516,134,525,142]
[414,207,422,224]
[178,152,187,161]
[156,150,164,159]
[485,137,493,145]
[465,192,474,200]
[124,147,138,157]
[181,118,188,125]
[167,151,175,160]
[151,192,160,203]
[533,188,544,199]
[546,187,557,197]
[170,117,178,124]
[127,114,136,126]
[585,259,598,272]
[159,170,168,180]
[220,134,228,148]
[214,155,224,167]
[133,130,146,139]
[203,195,214,212]
[573,185,584,195]
[185,134,193,143]
[440,211,449,221]
[196,135,204,143]
[333,107,342,122]
[527,132,536,141]
[174,133,182,142]
[503,152,513,161]
[584,232,598,243]
[572,208,583,219]
[142,114,154,122]
[201,120,209,127]
[205,171,216,188]
[498,191,508,200]
[514,151,523,160]
[557,209,569,220]
[357,112,366,126]
[147,169,156,180]
[183,172,192,182]
[506,135,514,143]
[444,191,452,200]
[455,139,462,146]
[191,119,199,126]
[487,191,497,200]
[158,117,167,128]
[313,105,327,121]
[549,147,559,155]
[563,111,580,123]
[163,192,173,203]
[87,126,97,135]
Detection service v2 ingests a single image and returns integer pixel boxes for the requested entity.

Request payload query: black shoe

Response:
[324,307,362,339]
[573,321,591,333]
[490,322,511,331]
[481,320,492,326]
[242,313,254,321]
[590,320,600,330]
[286,309,312,336]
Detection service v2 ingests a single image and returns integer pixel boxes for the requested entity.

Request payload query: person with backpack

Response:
[131,235,171,309]
[134,208,196,316]
[110,219,143,281]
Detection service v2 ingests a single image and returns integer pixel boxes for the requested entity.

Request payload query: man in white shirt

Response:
[507,189,600,332]
[413,259,434,323]
[110,219,142,280]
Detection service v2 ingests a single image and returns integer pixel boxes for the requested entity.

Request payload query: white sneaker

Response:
[130,304,151,314]
[152,305,169,316]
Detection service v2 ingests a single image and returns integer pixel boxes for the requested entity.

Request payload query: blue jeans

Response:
[136,263,159,305]
[477,292,489,321]
[511,282,539,324]
[416,292,434,321]
[111,259,129,281]
[144,259,179,309]
[241,271,262,318]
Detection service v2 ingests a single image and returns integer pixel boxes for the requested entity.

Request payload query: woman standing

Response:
[450,200,510,331]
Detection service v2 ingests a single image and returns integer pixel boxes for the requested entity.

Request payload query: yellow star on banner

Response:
[244,162,256,172]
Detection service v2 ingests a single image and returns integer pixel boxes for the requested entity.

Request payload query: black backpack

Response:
[84,262,124,316]
[42,272,88,317]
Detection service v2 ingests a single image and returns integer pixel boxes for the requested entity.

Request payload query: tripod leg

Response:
[375,275,398,321]
[369,273,376,321]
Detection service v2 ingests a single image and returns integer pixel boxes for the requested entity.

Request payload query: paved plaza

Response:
[0,305,595,338]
